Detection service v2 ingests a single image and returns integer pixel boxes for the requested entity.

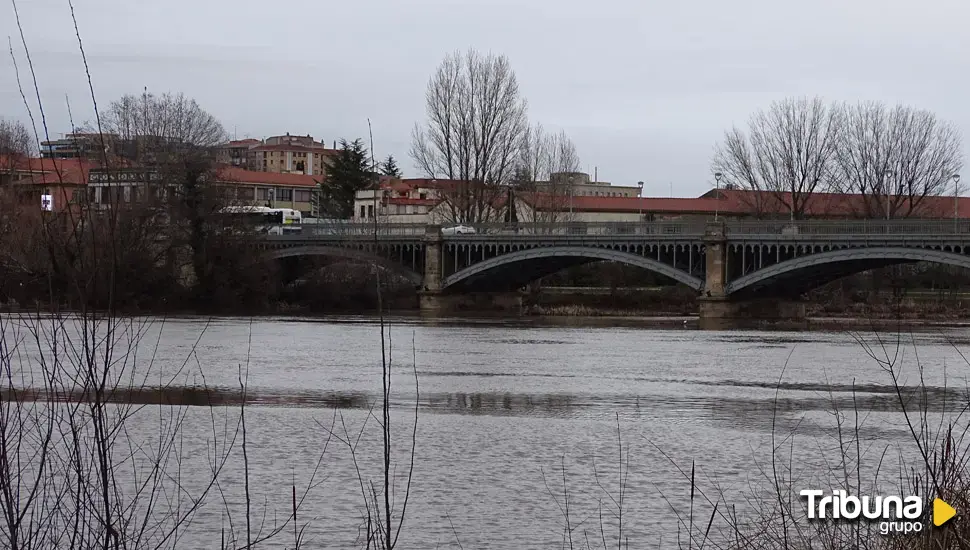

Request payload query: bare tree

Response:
[410,49,528,224]
[713,97,842,220]
[832,101,963,219]
[91,92,261,307]
[0,118,33,184]
[98,91,226,163]
[514,124,581,223]
[0,118,33,157]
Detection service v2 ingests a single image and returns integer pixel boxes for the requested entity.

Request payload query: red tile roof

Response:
[215,166,320,187]
[223,139,261,148]
[16,167,90,187]
[523,193,748,214]
[1,155,94,174]
[2,156,94,187]
[526,188,970,218]
[709,188,970,219]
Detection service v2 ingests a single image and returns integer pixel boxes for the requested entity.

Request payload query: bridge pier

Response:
[698,297,807,330]
[699,221,805,328]
[418,225,523,315]
[419,291,524,316]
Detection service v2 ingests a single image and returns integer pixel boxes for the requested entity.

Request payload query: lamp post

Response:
[637,181,644,221]
[714,172,723,222]
[884,170,894,221]
[953,173,962,232]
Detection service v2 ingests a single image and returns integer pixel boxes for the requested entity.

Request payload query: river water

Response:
[4,314,970,548]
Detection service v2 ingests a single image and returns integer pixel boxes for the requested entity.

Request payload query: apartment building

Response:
[215,138,261,169]
[215,133,338,177]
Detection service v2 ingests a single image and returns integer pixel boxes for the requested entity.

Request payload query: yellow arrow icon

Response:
[934,498,957,526]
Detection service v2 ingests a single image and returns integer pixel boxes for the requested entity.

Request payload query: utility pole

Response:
[954,173,962,232]
[714,172,723,222]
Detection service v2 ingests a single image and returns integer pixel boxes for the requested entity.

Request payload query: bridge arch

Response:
[726,246,970,296]
[264,246,423,286]
[442,245,704,291]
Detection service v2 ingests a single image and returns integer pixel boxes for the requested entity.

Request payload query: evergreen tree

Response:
[380,154,402,178]
[317,139,374,218]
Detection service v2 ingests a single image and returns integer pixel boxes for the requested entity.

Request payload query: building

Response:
[352,174,640,224]
[538,172,640,198]
[702,188,970,220]
[351,176,970,225]
[0,156,92,223]
[354,178,439,223]
[84,165,319,215]
[215,139,261,168]
[216,167,317,213]
[39,133,115,160]
[215,133,339,177]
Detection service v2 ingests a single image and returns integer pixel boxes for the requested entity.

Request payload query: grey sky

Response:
[2,0,969,197]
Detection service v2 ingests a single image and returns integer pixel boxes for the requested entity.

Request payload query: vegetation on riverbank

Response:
[541,331,970,549]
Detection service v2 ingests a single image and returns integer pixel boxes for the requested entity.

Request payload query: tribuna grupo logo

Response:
[801,489,957,535]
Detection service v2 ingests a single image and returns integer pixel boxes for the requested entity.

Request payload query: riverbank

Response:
[4,287,970,330]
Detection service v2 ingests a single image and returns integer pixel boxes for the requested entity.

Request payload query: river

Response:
[3,314,969,548]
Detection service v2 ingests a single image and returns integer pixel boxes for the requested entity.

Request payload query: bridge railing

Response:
[262,223,429,237]
[259,219,970,240]
[725,219,970,237]
[461,221,709,237]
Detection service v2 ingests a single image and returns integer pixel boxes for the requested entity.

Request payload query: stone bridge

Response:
[255,220,970,327]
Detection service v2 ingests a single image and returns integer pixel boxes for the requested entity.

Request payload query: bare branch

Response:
[833,101,964,218]
[410,49,529,223]
[713,97,841,220]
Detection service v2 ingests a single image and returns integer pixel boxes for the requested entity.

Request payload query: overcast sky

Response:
[2,0,968,197]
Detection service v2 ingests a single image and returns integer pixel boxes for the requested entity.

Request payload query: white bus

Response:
[219,206,302,234]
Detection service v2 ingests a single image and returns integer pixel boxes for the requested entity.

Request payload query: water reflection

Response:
[7,382,963,419]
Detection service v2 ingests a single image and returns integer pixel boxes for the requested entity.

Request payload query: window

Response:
[295,161,305,172]
[257,188,269,200]
[278,188,293,201]
[367,204,374,218]
[419,192,427,200]
[295,190,311,202]
[360,205,366,218]
[237,187,255,200]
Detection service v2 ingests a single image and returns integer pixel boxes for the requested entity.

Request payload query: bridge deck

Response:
[256,220,970,297]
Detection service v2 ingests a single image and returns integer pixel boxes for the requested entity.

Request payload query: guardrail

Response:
[725,219,970,237]
[257,219,970,240]
[457,221,709,236]
[262,223,428,237]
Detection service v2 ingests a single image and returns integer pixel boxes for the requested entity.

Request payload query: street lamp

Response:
[953,173,962,232]
[637,181,644,221]
[713,172,723,222]
[884,170,895,220]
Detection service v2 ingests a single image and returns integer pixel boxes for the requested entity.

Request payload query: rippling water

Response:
[4,314,970,548]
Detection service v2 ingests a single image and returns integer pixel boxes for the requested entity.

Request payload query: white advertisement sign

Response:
[41,194,53,212]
